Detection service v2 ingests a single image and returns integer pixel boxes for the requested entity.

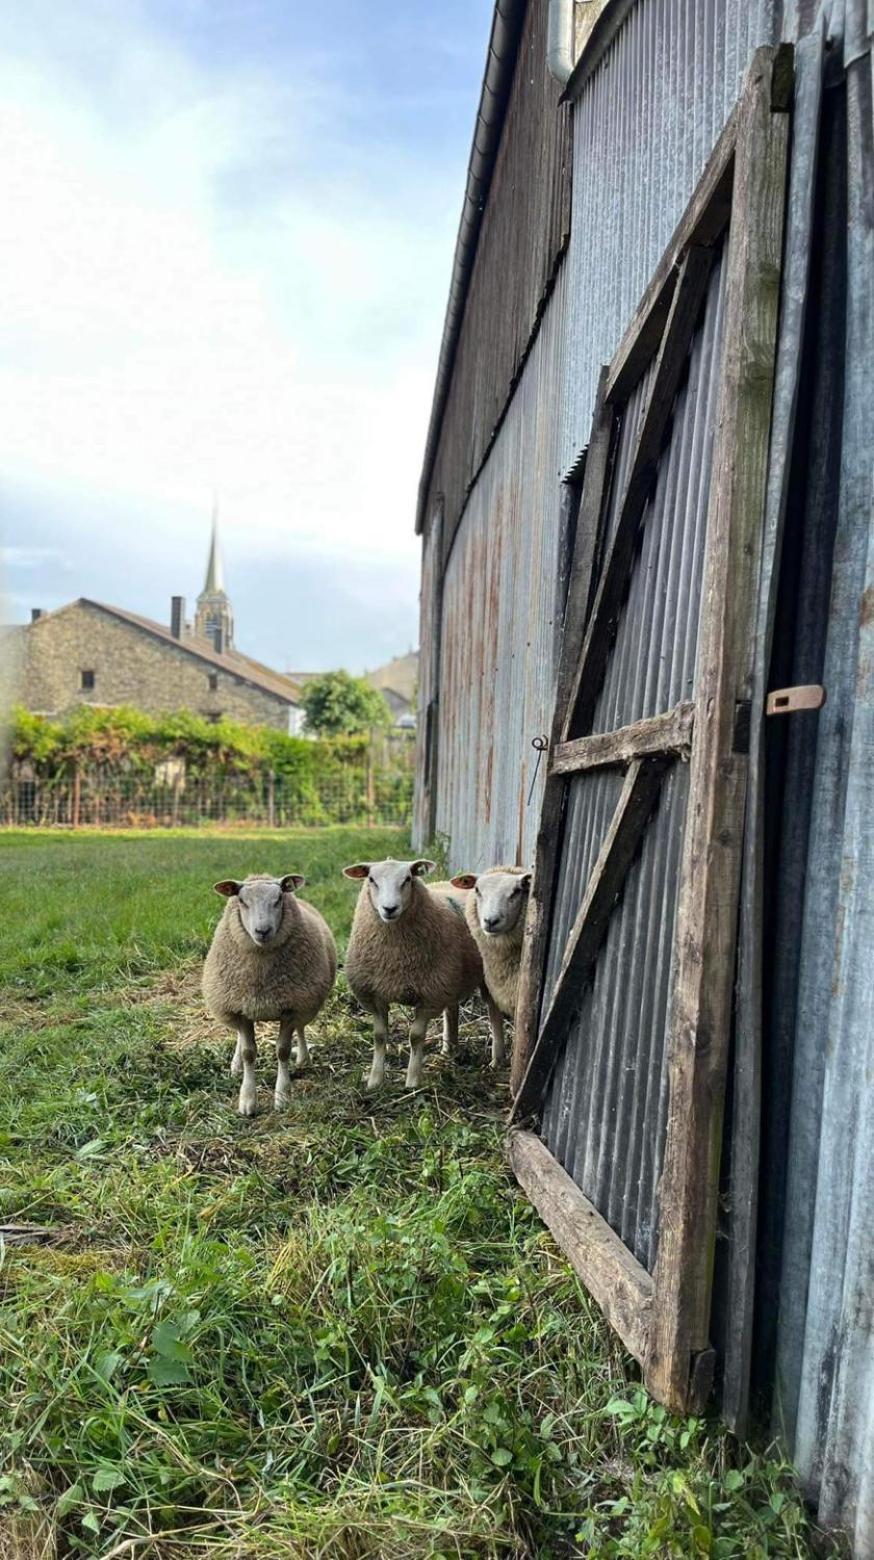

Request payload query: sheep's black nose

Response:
[484,916,500,932]
[383,904,400,919]
[255,927,271,941]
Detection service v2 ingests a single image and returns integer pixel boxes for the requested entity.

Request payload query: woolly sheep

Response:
[342,857,493,1089]
[202,873,337,1115]
[450,865,532,1061]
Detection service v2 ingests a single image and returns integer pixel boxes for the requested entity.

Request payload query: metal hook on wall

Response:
[527,735,549,806]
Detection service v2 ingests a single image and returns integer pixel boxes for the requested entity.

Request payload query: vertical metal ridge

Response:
[561,0,776,474]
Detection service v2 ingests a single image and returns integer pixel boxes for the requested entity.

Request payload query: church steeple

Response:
[203,503,225,595]
[194,503,234,651]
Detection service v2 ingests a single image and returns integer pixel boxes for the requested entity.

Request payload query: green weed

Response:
[0,830,832,1557]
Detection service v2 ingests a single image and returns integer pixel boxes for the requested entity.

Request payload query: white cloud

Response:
[0,4,456,594]
[0,546,71,570]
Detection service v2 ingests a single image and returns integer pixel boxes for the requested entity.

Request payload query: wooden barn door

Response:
[509,48,790,1413]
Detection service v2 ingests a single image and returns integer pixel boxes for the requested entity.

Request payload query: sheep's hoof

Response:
[238,1093,258,1117]
[365,1073,383,1091]
[404,1076,422,1090]
[274,1090,291,1111]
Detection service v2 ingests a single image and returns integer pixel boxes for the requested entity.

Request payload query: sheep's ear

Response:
[214,879,242,898]
[411,859,436,877]
[451,873,477,890]
[280,874,306,893]
[343,863,370,879]
[519,872,533,892]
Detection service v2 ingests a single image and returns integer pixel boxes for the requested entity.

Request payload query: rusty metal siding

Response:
[413,510,443,847]
[540,248,728,1270]
[425,0,572,556]
[542,765,690,1265]
[418,0,873,1547]
[435,267,570,871]
[559,0,777,467]
[424,1,780,870]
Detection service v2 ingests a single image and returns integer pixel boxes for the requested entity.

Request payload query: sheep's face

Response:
[452,870,532,937]
[214,873,305,948]
[343,858,435,924]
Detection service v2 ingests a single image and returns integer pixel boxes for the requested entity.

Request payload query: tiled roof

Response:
[31,599,301,706]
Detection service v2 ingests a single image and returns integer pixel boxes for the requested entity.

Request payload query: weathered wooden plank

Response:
[511,773,566,1097]
[646,48,790,1414]
[604,106,739,406]
[550,703,694,776]
[508,1130,653,1368]
[512,757,666,1120]
[563,245,715,745]
[511,375,616,1095]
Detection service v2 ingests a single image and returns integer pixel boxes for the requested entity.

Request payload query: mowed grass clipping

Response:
[0,829,832,1558]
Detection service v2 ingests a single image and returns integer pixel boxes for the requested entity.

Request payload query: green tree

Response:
[299,670,391,736]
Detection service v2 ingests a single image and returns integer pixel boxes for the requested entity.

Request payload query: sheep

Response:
[202,873,337,1116]
[450,865,532,1064]
[342,857,493,1089]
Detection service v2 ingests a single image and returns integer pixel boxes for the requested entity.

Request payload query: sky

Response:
[0,0,493,673]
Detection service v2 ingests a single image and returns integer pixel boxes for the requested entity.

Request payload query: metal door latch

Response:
[765,684,826,716]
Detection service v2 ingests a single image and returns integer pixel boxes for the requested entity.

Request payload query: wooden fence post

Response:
[71,765,81,830]
[366,733,376,826]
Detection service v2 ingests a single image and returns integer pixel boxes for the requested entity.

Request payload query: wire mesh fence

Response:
[2,736,414,831]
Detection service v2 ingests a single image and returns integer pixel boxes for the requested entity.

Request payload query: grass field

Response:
[0,829,832,1557]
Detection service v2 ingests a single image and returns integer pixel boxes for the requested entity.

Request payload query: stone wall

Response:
[20,603,290,730]
[1,627,25,710]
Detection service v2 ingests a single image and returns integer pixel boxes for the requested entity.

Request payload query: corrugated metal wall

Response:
[413,508,443,846]
[426,0,572,556]
[434,266,569,869]
[764,9,874,1548]
[425,0,779,868]
[419,0,873,1547]
[559,0,777,468]
[540,250,727,1270]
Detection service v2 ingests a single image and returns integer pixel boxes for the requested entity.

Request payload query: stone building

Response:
[364,652,417,727]
[13,519,303,733]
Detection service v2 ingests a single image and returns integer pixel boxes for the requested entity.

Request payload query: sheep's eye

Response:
[404,875,412,886]
[475,886,481,896]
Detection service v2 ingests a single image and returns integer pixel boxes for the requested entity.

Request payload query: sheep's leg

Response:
[406,1005,440,1090]
[366,1002,390,1091]
[236,1019,258,1116]
[484,989,507,1068]
[230,1035,243,1077]
[295,1026,310,1068]
[441,1003,459,1057]
[274,1016,295,1110]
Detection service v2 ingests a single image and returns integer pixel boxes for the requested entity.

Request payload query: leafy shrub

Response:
[300,670,392,736]
[2,706,414,828]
